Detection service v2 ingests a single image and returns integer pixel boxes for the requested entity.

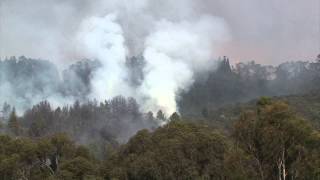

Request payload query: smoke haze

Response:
[0,0,319,113]
[1,0,319,63]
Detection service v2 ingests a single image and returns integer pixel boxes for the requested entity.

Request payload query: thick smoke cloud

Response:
[1,0,319,64]
[0,0,319,114]
[70,0,230,114]
[141,16,229,113]
[75,14,131,101]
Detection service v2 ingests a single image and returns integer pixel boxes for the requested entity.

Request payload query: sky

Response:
[0,0,319,65]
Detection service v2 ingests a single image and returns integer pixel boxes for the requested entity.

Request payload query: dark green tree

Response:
[103,120,252,179]
[156,110,166,121]
[169,112,180,121]
[7,108,21,136]
[233,99,320,179]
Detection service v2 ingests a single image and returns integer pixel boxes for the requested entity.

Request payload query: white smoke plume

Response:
[141,16,229,113]
[70,2,230,114]
[75,14,131,101]
[2,0,317,114]
[10,0,228,114]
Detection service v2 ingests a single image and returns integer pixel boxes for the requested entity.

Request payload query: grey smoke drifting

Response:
[0,0,319,113]
[71,0,230,113]
[1,0,319,64]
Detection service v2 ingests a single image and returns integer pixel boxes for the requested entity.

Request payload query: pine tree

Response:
[8,108,20,136]
[169,112,180,121]
[156,110,166,121]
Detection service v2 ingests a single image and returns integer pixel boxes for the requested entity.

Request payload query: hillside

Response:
[194,92,320,130]
[178,58,320,117]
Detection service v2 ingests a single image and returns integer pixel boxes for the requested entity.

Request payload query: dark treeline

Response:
[195,92,320,131]
[1,96,160,156]
[0,98,319,179]
[179,56,320,116]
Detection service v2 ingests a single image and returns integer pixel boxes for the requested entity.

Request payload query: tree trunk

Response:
[277,147,287,180]
[254,157,265,180]
[282,148,286,180]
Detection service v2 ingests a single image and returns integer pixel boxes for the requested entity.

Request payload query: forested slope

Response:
[197,92,320,130]
[1,97,319,179]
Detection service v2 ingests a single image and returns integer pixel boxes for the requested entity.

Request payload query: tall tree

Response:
[156,110,166,121]
[169,112,180,121]
[233,98,320,179]
[8,108,20,136]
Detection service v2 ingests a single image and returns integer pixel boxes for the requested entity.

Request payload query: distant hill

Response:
[178,57,320,117]
[189,92,320,130]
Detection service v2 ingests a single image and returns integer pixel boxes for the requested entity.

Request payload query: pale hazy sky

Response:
[0,0,319,65]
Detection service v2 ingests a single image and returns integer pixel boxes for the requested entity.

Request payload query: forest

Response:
[0,56,320,179]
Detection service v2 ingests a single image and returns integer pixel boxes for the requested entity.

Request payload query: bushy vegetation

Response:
[102,99,320,180]
[103,121,238,179]
[1,98,319,179]
[233,98,320,179]
[0,134,100,180]
[1,97,159,158]
[198,93,320,130]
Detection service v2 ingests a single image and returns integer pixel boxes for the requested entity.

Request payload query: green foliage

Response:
[169,112,180,121]
[233,99,320,179]
[156,110,166,121]
[57,157,97,180]
[7,109,21,136]
[256,96,272,107]
[28,117,46,137]
[101,99,320,180]
[103,120,252,180]
[0,136,38,180]
[199,92,320,131]
[0,134,101,180]
[1,95,320,180]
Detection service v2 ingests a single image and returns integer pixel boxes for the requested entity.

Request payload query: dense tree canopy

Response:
[233,98,320,179]
[0,98,319,179]
[0,134,100,180]
[101,99,320,180]
[103,120,252,179]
